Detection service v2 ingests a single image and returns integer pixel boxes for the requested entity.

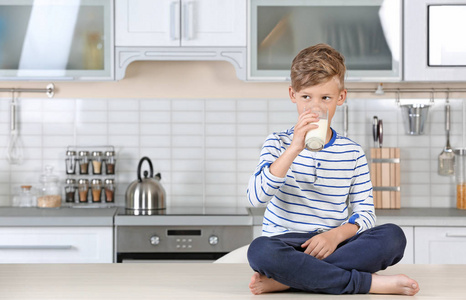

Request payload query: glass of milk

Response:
[305,106,328,152]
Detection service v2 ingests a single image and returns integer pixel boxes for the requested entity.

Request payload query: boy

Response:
[246,44,419,296]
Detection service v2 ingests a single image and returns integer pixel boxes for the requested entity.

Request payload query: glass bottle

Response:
[12,185,36,207]
[91,151,103,174]
[105,151,116,175]
[454,149,466,209]
[104,178,115,203]
[37,166,62,208]
[78,179,89,203]
[65,178,77,203]
[91,179,102,202]
[78,151,90,175]
[65,150,77,174]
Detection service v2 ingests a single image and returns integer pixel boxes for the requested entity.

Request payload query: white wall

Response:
[0,96,463,208]
[0,61,464,208]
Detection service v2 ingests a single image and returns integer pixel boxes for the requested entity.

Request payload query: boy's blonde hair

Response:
[290,43,346,92]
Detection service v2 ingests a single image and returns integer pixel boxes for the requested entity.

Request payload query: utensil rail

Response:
[0,83,54,98]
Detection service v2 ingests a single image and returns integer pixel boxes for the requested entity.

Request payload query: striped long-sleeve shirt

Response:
[247,127,376,236]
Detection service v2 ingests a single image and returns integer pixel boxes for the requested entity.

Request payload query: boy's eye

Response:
[322,96,331,101]
[302,95,310,100]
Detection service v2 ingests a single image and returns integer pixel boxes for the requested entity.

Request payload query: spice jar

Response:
[91,179,102,202]
[454,149,466,210]
[78,151,90,175]
[105,151,116,175]
[78,179,89,203]
[91,151,103,174]
[65,150,77,174]
[104,178,115,203]
[65,178,77,203]
[37,166,62,208]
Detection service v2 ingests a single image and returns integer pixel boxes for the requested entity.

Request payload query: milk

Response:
[305,119,328,151]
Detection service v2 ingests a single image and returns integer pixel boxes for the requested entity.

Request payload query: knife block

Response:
[370,148,400,209]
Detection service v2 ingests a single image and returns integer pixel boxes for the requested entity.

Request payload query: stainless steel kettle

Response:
[125,157,166,212]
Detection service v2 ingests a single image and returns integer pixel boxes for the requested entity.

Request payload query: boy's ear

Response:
[289,86,297,103]
[337,89,347,106]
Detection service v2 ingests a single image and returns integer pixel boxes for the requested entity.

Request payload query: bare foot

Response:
[369,274,420,296]
[248,272,290,295]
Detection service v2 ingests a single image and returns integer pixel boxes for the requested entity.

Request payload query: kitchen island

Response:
[0,263,463,299]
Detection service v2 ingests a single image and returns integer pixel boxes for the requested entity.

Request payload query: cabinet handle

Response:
[445,233,466,238]
[0,245,73,250]
[170,1,180,40]
[183,1,194,40]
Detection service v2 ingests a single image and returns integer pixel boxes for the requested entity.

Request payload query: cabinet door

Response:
[415,227,466,264]
[115,0,180,46]
[399,226,414,264]
[180,0,246,47]
[0,227,113,263]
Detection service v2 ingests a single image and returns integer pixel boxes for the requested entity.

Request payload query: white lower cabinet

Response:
[399,226,414,264]
[0,227,113,263]
[415,227,466,264]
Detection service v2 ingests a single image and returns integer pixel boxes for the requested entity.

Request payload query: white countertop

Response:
[0,207,117,226]
[0,263,464,299]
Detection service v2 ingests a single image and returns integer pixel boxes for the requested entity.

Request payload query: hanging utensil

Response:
[343,104,348,137]
[378,119,383,148]
[373,116,379,147]
[438,100,455,175]
[6,91,23,165]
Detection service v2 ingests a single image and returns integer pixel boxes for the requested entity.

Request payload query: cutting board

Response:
[370,148,400,209]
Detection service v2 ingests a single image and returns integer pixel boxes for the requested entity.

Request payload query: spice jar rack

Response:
[64,145,116,207]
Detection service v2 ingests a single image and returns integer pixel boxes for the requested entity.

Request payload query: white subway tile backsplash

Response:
[140,99,171,111]
[108,111,139,123]
[0,97,463,208]
[205,111,235,123]
[205,124,236,136]
[76,111,107,123]
[140,111,171,123]
[205,100,236,111]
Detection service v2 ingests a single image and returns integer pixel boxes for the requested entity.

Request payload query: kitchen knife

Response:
[372,116,379,147]
[378,119,383,148]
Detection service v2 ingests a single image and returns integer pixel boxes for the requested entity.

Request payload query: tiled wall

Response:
[0,97,464,208]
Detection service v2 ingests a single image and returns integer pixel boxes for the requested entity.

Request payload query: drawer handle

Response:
[0,245,73,250]
[445,233,466,238]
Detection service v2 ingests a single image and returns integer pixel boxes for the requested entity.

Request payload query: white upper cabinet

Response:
[0,0,114,81]
[248,0,402,81]
[115,0,246,47]
[404,0,466,81]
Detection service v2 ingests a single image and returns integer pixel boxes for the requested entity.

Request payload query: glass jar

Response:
[78,179,89,203]
[105,151,115,175]
[37,166,61,208]
[65,178,77,203]
[12,185,36,207]
[454,149,466,209]
[78,151,90,175]
[104,178,115,203]
[91,179,102,202]
[65,150,77,174]
[91,151,103,174]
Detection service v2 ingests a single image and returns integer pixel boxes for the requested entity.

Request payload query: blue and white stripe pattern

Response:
[247,127,376,236]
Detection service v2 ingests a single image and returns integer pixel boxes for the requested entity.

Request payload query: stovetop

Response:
[114,206,252,226]
[117,206,249,216]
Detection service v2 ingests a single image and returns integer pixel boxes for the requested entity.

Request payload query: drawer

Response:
[0,227,112,263]
[415,227,466,264]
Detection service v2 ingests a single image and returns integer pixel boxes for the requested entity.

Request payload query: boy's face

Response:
[289,77,347,129]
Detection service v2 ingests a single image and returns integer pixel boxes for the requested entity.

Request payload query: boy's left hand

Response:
[301,231,339,260]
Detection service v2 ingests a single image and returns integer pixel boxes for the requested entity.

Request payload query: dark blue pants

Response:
[247,223,406,295]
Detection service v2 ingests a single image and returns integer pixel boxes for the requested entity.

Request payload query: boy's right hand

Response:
[290,109,320,152]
